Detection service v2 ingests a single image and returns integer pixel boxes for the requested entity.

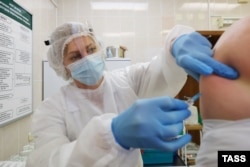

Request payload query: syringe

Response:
[185,92,201,106]
[166,93,201,142]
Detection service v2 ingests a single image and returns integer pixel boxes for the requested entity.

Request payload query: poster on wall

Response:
[0,0,32,127]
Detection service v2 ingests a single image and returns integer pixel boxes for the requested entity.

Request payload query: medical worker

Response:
[26,22,238,167]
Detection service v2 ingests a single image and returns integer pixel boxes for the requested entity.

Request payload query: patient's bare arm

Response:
[199,16,250,120]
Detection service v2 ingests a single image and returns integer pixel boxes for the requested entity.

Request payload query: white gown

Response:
[26,25,194,167]
[196,119,250,167]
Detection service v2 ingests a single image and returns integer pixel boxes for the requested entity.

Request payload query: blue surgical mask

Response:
[67,51,105,85]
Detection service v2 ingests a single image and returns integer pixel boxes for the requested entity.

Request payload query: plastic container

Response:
[141,149,174,165]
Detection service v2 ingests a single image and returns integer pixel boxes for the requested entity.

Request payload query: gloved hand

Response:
[171,31,238,81]
[111,96,191,152]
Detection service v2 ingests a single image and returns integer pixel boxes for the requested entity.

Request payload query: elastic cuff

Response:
[111,118,130,150]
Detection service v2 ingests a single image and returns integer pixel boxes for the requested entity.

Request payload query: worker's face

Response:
[63,36,100,67]
[63,35,105,88]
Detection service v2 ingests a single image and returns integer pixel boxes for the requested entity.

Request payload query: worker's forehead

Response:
[66,36,97,49]
[70,36,95,44]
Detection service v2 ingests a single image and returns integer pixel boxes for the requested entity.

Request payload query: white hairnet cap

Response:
[46,22,100,80]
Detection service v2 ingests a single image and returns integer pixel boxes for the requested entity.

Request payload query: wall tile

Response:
[148,0,162,17]
[2,121,19,160]
[18,117,32,151]
[148,17,162,36]
[0,129,3,160]
[134,17,148,36]
[77,0,92,17]
[61,0,79,18]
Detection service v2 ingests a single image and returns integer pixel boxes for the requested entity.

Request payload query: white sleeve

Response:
[63,114,142,167]
[26,101,142,167]
[124,25,195,98]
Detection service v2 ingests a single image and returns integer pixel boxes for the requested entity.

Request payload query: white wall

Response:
[56,0,250,63]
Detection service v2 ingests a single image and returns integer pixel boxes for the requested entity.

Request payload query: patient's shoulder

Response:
[199,17,250,120]
[213,17,250,82]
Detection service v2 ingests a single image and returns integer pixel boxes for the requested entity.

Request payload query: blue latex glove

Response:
[111,96,191,152]
[171,32,238,81]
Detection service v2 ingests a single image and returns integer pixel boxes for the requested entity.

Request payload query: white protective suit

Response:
[26,25,194,167]
[196,119,250,167]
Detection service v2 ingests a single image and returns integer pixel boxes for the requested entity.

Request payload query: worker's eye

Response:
[69,54,81,62]
[87,46,97,55]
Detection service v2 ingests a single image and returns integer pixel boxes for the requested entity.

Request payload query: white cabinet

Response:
[105,58,131,70]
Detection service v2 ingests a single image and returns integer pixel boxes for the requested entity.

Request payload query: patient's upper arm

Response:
[199,17,250,120]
